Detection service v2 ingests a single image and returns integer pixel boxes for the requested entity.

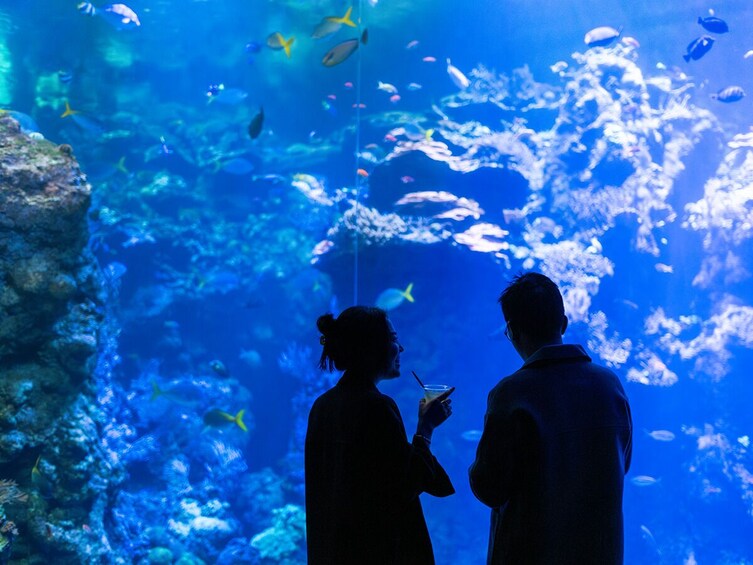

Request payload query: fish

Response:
[149,381,201,407]
[683,36,714,62]
[631,475,659,487]
[267,32,295,58]
[312,20,342,40]
[422,56,437,63]
[400,176,415,183]
[406,40,419,49]
[378,81,398,94]
[31,456,53,499]
[711,86,745,103]
[206,84,248,105]
[203,408,248,432]
[322,100,337,116]
[102,3,140,27]
[356,168,369,177]
[389,94,401,104]
[77,2,96,15]
[406,82,422,91]
[461,430,483,442]
[245,41,262,54]
[312,6,356,39]
[645,429,675,442]
[218,157,254,175]
[323,30,368,67]
[248,106,264,139]
[79,2,140,29]
[58,70,73,84]
[376,283,414,311]
[745,50,753,60]
[584,26,621,47]
[698,16,728,34]
[209,360,229,377]
[59,101,105,136]
[640,525,657,547]
[446,58,470,89]
[7,110,40,134]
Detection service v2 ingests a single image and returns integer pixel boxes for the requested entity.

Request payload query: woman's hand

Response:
[416,387,455,438]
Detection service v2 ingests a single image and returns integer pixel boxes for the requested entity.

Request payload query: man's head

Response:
[498,272,567,357]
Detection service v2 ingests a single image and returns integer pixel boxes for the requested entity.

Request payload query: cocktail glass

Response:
[423,384,451,402]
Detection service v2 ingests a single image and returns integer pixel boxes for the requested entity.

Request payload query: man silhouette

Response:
[469,272,633,564]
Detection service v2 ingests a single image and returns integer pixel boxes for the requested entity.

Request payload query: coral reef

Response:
[0,115,113,561]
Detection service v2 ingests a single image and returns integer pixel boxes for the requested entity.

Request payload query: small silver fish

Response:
[631,475,659,487]
[711,85,745,103]
[646,429,675,442]
[584,26,621,47]
[446,58,470,89]
[461,430,483,442]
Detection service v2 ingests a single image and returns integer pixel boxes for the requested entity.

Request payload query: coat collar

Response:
[520,343,591,369]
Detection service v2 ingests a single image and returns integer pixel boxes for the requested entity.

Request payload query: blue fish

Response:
[698,16,728,34]
[683,36,714,62]
[206,83,248,105]
[58,70,74,84]
[245,41,262,54]
[7,111,39,134]
[375,283,414,311]
[218,157,254,175]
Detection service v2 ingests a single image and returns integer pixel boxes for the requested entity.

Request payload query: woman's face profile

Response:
[381,319,404,380]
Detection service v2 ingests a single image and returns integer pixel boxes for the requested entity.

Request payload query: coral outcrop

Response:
[0,115,111,562]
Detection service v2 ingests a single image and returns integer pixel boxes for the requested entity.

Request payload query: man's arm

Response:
[468,386,515,508]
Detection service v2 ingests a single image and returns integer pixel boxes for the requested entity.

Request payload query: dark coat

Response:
[305,372,455,565]
[469,344,633,565]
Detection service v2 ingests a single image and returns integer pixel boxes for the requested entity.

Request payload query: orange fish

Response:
[357,168,369,177]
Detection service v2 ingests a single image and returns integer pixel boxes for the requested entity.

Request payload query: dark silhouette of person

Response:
[469,273,633,564]
[305,306,455,565]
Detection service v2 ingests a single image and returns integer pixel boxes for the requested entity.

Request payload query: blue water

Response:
[3,0,753,562]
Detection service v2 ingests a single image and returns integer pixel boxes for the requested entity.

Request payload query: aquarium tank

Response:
[0,0,751,562]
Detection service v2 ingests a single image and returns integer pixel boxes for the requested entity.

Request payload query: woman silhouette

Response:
[305,306,455,564]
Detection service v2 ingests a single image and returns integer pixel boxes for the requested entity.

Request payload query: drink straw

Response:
[411,370,426,389]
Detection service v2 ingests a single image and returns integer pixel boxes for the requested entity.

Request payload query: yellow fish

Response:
[60,100,80,118]
[326,6,356,27]
[32,456,53,498]
[203,409,248,432]
[267,32,295,58]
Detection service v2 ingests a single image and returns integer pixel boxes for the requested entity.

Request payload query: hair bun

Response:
[316,313,337,337]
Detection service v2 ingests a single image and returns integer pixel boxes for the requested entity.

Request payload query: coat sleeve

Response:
[373,395,455,501]
[468,385,518,508]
